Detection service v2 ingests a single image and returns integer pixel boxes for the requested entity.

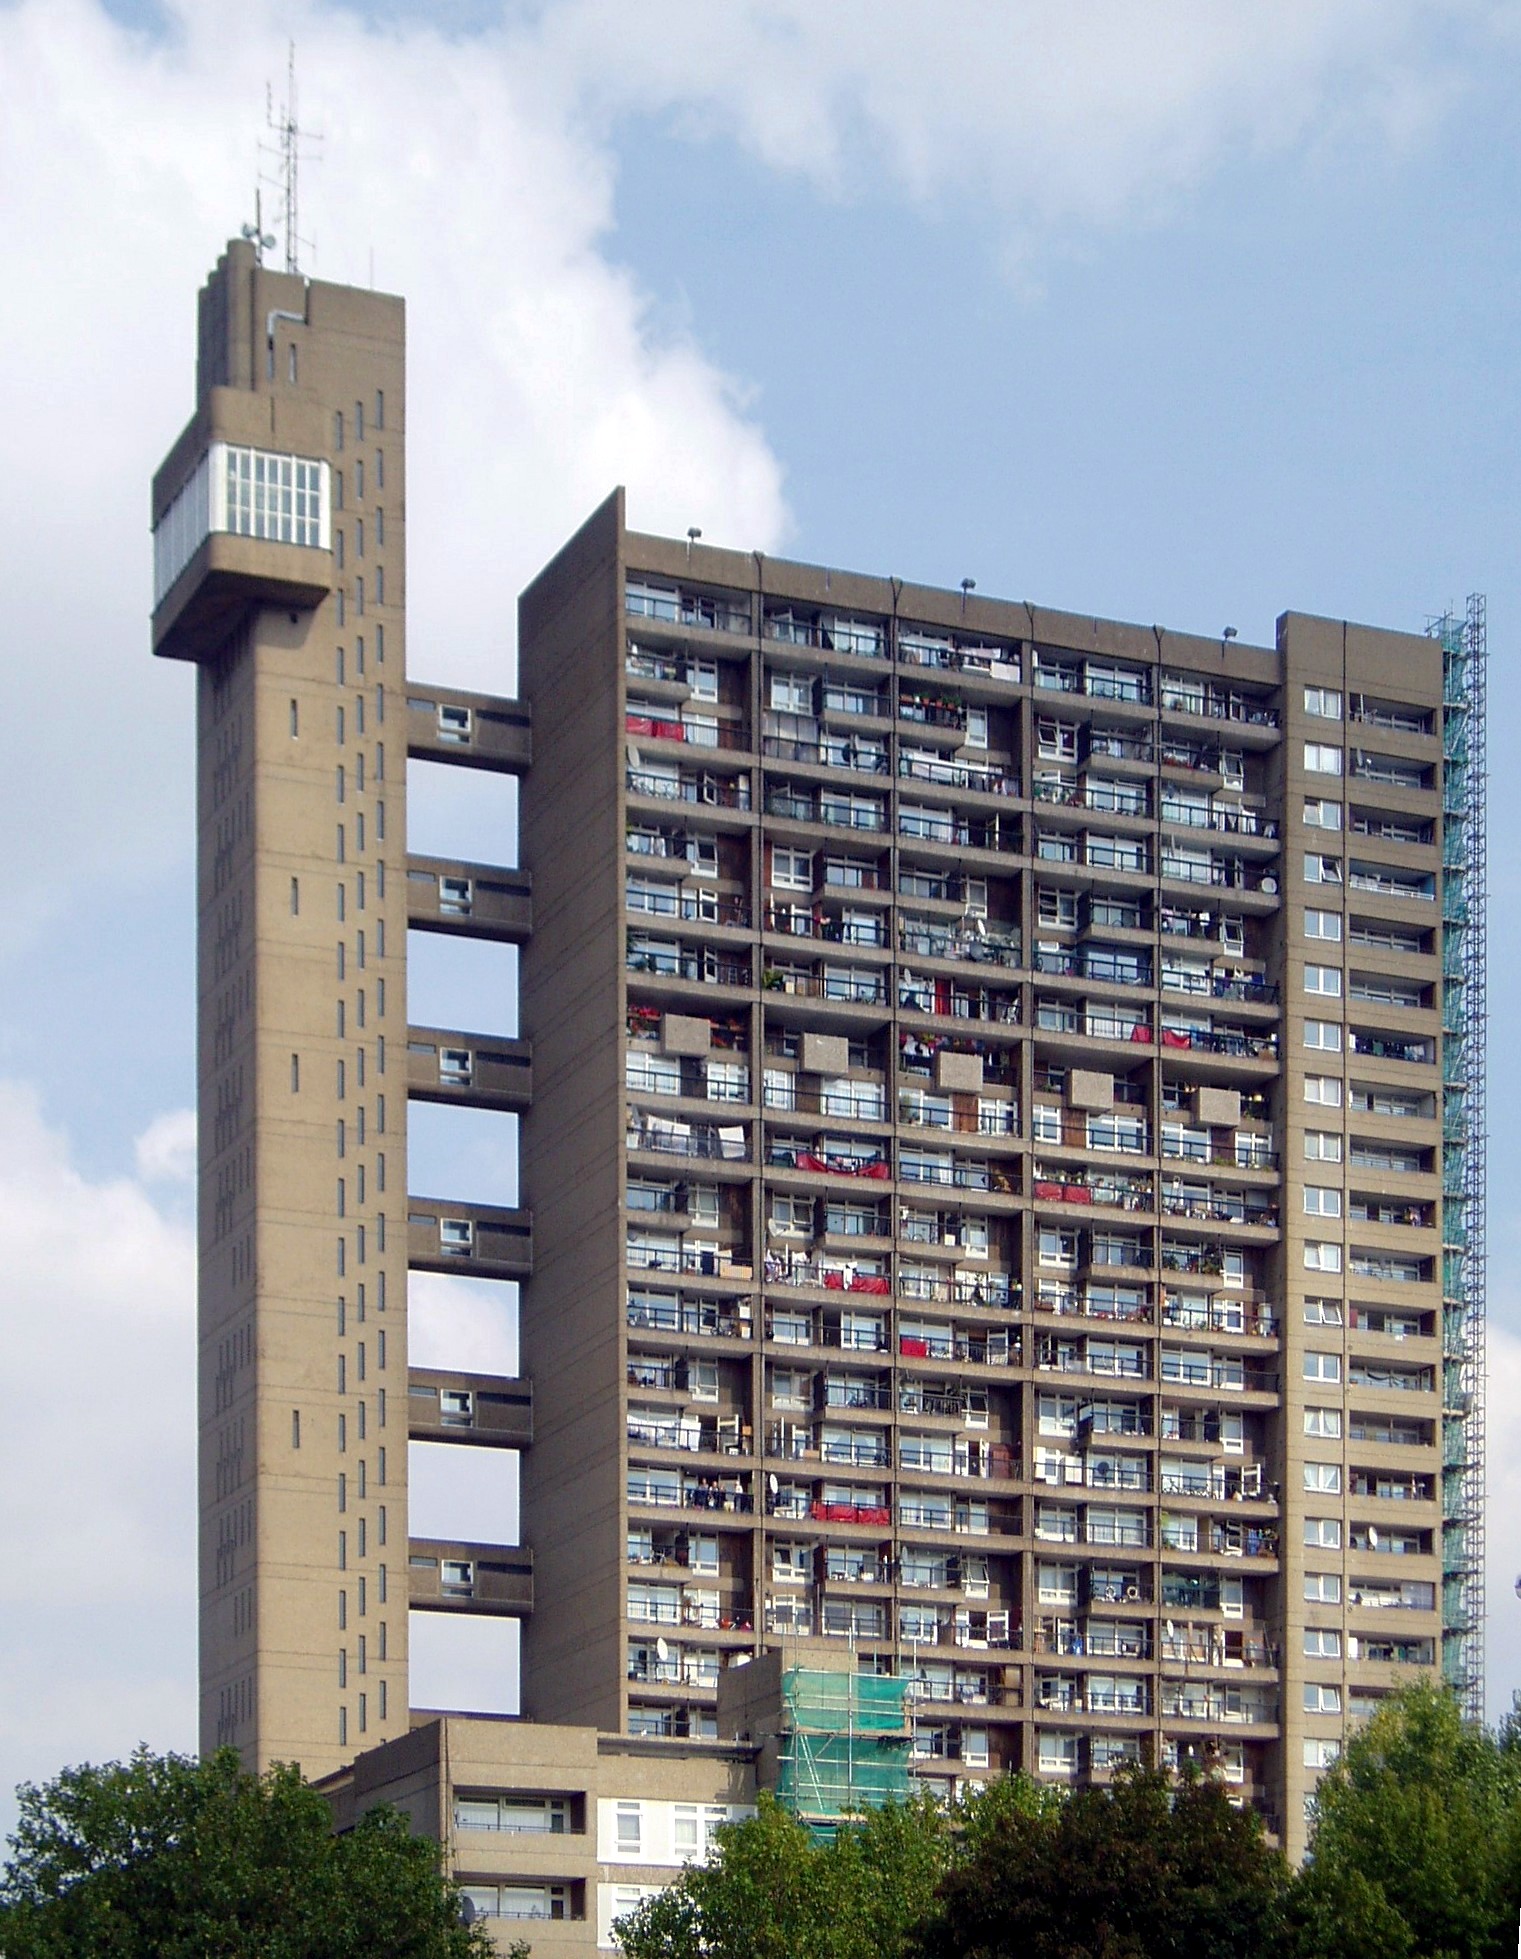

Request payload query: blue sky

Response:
[2,0,1519,1813]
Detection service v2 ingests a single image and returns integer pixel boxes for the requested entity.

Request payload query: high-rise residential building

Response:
[152,240,1484,1930]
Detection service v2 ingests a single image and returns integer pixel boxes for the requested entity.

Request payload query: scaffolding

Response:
[1427,596,1487,1720]
[775,1669,912,1829]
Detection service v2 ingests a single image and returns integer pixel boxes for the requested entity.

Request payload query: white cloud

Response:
[0,0,789,962]
[135,1107,197,1185]
[0,1086,196,1821]
[529,0,1502,232]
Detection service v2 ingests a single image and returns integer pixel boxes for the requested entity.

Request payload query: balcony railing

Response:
[626,943,752,986]
[763,734,889,774]
[627,1296,753,1340]
[627,584,751,633]
[899,753,1018,796]
[626,765,751,809]
[627,1115,749,1160]
[627,887,751,928]
[626,712,750,750]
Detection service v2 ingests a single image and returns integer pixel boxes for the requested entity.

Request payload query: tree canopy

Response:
[616,1684,1521,1959]
[1295,1681,1521,1959]
[914,1761,1291,1959]
[0,1746,501,1959]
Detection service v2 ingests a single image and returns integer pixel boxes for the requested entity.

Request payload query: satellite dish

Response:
[1166,1620,1176,1640]
[1367,1525,1379,1549]
[768,1472,779,1495]
[459,1897,477,1927]
[656,1637,670,1661]
[627,743,643,768]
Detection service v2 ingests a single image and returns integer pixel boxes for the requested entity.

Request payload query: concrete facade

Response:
[152,245,1481,1941]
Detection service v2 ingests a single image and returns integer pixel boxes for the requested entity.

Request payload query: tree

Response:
[614,1789,956,1959]
[912,1763,1292,1959]
[0,1746,504,1959]
[1296,1682,1521,1959]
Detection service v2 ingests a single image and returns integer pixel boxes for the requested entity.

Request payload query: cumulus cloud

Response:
[0,0,1506,953]
[528,0,1503,231]
[134,1107,197,1185]
[0,0,789,962]
[0,1086,196,1821]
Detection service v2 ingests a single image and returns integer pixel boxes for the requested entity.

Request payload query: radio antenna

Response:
[261,43,322,273]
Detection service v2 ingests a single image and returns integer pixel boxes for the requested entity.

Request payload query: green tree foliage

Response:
[0,1746,505,1959]
[614,1788,959,1959]
[1296,1681,1521,1959]
[913,1762,1291,1959]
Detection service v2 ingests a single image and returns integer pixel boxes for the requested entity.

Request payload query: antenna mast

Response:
[262,43,322,274]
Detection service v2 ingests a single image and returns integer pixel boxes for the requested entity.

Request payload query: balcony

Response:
[406,684,531,772]
[626,710,750,751]
[765,609,886,659]
[408,1369,533,1448]
[898,691,970,734]
[626,938,752,988]
[409,1538,533,1616]
[763,732,889,774]
[764,906,887,948]
[1157,680,1279,730]
[897,919,1021,968]
[761,966,888,1006]
[627,580,751,634]
[627,1112,750,1162]
[627,1411,752,1458]
[899,751,1018,796]
[627,1294,754,1340]
[406,856,532,943]
[627,884,751,929]
[764,787,888,833]
[897,1326,1022,1366]
[899,632,1021,683]
[407,1198,532,1281]
[626,765,751,811]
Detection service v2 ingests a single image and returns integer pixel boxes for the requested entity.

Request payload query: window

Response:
[615,1803,642,1855]
[1304,1297,1344,1326]
[1304,1019,1343,1052]
[1305,908,1343,941]
[1304,743,1342,775]
[1304,1131,1343,1163]
[771,847,813,891]
[1305,1737,1342,1769]
[1304,1628,1342,1659]
[1304,1682,1343,1714]
[1304,964,1342,996]
[1305,1518,1343,1549]
[1304,797,1342,829]
[1037,887,1078,928]
[1303,1186,1342,1219]
[1304,1241,1343,1273]
[1304,1351,1343,1383]
[1304,1075,1344,1108]
[1304,853,1342,884]
[1305,1571,1342,1604]
[1304,1463,1343,1494]
[1304,1406,1343,1438]
[769,672,814,714]
[1304,687,1343,720]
